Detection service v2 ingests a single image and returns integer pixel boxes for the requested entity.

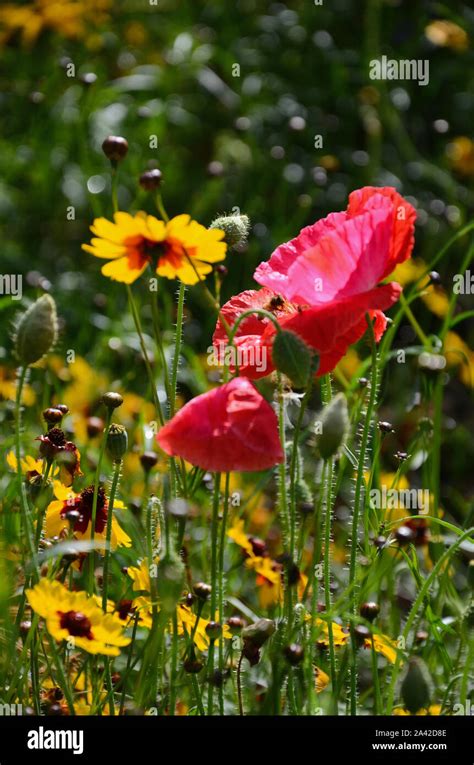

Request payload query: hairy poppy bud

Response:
[272,329,315,388]
[102,135,128,162]
[209,214,250,248]
[106,423,128,461]
[101,391,123,410]
[316,393,349,460]
[14,295,58,367]
[242,618,275,649]
[401,658,432,714]
[139,168,162,190]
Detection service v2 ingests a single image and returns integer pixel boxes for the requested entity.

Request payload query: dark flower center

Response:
[61,485,108,534]
[58,610,93,639]
[46,427,67,447]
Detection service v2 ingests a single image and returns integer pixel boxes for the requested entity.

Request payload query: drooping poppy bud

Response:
[209,214,250,248]
[315,393,349,460]
[14,295,58,367]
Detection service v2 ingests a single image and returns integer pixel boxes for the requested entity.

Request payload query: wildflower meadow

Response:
[0,0,474,759]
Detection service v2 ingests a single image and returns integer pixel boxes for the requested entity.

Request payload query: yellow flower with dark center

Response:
[394,704,441,716]
[227,519,254,556]
[177,605,231,651]
[45,481,131,549]
[365,633,398,664]
[245,555,283,607]
[26,579,131,656]
[82,212,226,285]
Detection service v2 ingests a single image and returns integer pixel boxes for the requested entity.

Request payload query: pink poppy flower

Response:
[213,187,415,379]
[156,377,284,472]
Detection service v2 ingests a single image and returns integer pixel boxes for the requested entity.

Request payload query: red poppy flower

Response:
[156,377,284,472]
[213,187,414,379]
[254,187,415,306]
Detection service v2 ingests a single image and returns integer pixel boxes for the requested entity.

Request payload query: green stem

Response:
[207,472,221,715]
[88,409,112,595]
[102,459,122,610]
[349,315,378,715]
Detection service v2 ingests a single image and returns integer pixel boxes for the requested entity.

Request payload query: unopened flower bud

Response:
[354,624,371,645]
[284,643,304,665]
[102,135,128,162]
[272,329,315,389]
[209,214,250,248]
[193,582,212,601]
[378,421,394,433]
[140,451,158,472]
[56,404,69,416]
[395,525,416,546]
[401,658,432,714]
[101,391,123,410]
[14,295,58,367]
[87,416,104,438]
[360,602,380,622]
[106,423,128,461]
[316,393,349,460]
[183,659,203,674]
[43,408,63,425]
[139,169,162,190]
[242,618,275,649]
[205,621,222,640]
[227,616,245,634]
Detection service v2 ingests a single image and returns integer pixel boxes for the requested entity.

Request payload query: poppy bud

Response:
[272,329,314,388]
[395,525,416,546]
[284,643,304,665]
[101,391,123,410]
[242,618,275,649]
[106,423,128,461]
[14,295,58,367]
[360,602,380,621]
[140,451,158,472]
[401,658,432,714]
[209,213,250,248]
[139,169,162,190]
[102,135,128,162]
[193,582,212,601]
[43,408,63,426]
[316,393,349,460]
[205,621,222,640]
[156,554,185,614]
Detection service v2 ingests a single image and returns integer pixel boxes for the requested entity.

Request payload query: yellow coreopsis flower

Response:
[82,212,226,285]
[26,579,131,656]
[44,481,131,549]
[365,633,399,664]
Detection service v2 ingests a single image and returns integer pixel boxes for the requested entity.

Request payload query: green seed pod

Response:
[209,214,250,248]
[315,393,349,460]
[242,618,275,648]
[401,658,432,714]
[272,329,315,388]
[106,423,128,461]
[156,554,185,614]
[14,295,58,367]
